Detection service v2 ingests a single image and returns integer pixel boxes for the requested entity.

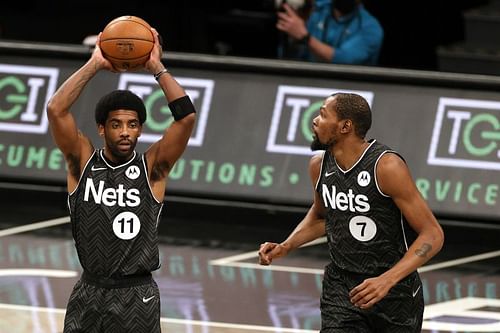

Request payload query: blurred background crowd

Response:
[0,0,498,74]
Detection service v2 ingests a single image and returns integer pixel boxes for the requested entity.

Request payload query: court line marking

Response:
[0,216,70,238]
[212,237,327,264]
[211,237,500,274]
[210,237,327,274]
[5,217,500,274]
[0,218,317,332]
[418,249,500,273]
[2,216,499,331]
[0,303,316,333]
[422,297,500,331]
[161,317,317,332]
[0,269,77,278]
[0,303,66,314]
[211,261,324,274]
[0,217,77,278]
[5,218,500,275]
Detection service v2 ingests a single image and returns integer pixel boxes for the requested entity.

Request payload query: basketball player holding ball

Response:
[46,20,196,332]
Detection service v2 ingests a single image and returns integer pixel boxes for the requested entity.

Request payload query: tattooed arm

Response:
[377,154,444,267]
[46,33,115,192]
[348,153,444,309]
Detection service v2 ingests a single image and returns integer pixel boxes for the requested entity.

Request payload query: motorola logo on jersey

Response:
[0,64,59,134]
[126,165,140,180]
[357,171,371,187]
[83,179,140,207]
[321,184,370,213]
[117,73,214,147]
[428,97,500,171]
[266,85,374,156]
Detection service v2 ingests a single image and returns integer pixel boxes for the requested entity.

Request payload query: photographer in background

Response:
[276,0,383,65]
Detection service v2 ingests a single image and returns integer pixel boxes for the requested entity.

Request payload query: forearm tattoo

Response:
[415,243,432,258]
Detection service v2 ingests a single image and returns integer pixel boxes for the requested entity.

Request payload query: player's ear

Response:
[97,124,105,137]
[340,119,352,133]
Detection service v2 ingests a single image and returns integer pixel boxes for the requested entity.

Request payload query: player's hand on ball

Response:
[99,16,154,72]
[91,33,116,72]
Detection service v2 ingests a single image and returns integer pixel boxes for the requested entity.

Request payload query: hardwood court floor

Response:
[0,188,499,333]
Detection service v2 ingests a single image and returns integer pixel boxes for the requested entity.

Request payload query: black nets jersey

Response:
[68,149,163,277]
[316,140,412,276]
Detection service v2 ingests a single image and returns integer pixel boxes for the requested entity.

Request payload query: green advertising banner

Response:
[0,53,499,221]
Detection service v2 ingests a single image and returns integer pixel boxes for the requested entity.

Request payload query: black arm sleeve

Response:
[168,95,196,121]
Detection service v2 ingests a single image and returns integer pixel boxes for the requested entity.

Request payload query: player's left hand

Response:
[145,27,163,74]
[349,276,394,309]
[258,242,289,265]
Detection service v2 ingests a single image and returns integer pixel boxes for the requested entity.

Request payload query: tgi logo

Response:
[267,85,374,155]
[428,97,500,170]
[118,73,214,146]
[0,64,59,134]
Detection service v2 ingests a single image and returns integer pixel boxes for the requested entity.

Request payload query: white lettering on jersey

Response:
[321,184,370,213]
[83,179,140,207]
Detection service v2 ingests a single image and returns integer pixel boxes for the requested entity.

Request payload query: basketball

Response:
[100,16,154,72]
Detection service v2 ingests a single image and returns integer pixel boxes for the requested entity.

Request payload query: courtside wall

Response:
[0,41,499,222]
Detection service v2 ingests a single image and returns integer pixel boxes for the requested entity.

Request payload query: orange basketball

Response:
[100,16,154,72]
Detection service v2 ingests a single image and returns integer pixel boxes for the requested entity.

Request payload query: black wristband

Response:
[299,32,311,45]
[168,95,196,121]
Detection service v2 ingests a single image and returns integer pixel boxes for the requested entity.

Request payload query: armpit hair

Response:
[66,153,81,180]
[150,160,171,181]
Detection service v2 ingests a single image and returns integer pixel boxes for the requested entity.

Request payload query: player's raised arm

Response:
[143,28,196,199]
[46,33,114,186]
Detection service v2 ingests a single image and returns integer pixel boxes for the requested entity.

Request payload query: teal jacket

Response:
[295,0,384,65]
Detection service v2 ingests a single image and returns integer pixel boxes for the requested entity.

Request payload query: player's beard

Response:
[109,137,137,160]
[310,135,329,151]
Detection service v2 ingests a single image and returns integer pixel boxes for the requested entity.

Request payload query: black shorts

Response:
[63,271,161,333]
[320,265,424,333]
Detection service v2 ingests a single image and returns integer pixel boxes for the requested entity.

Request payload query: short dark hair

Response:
[331,93,372,138]
[333,0,358,15]
[94,90,146,125]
